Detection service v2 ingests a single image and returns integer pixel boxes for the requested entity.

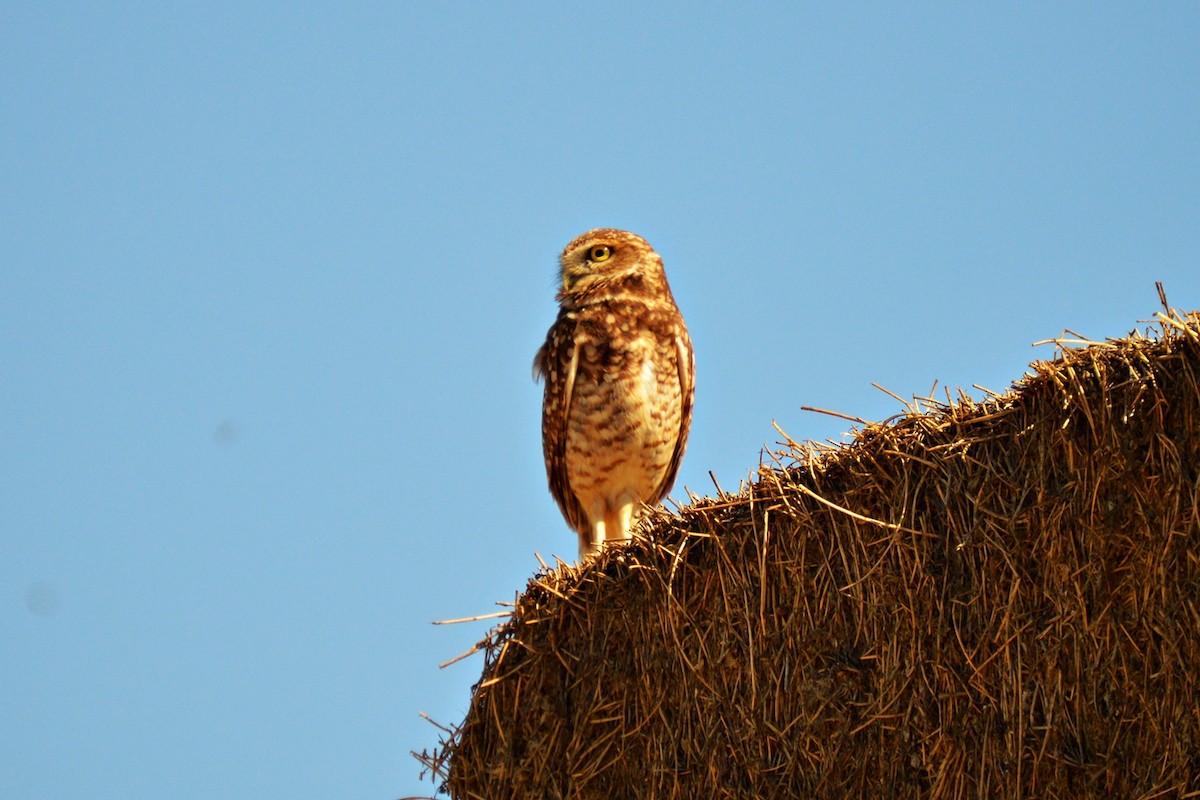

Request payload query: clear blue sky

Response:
[3,4,1197,798]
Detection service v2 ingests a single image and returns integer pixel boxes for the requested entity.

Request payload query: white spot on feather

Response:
[639,358,658,401]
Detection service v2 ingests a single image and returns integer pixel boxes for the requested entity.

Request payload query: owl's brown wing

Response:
[653,331,695,503]
[535,327,590,537]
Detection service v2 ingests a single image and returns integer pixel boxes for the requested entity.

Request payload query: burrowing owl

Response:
[534,229,695,557]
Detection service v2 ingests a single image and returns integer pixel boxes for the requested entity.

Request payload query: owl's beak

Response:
[561,268,586,293]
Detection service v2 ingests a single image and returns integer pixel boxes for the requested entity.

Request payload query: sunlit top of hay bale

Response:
[422,309,1200,799]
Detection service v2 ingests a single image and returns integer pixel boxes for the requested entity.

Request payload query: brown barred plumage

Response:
[534,229,694,557]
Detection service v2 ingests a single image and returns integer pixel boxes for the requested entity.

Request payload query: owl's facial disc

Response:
[561,241,621,292]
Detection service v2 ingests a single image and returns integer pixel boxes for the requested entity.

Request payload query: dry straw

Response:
[418,305,1200,799]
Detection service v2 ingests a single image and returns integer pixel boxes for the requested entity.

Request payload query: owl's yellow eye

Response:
[588,245,613,262]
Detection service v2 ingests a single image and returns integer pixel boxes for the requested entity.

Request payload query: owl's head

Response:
[558,228,663,297]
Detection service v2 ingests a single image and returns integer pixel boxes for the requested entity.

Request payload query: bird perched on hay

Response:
[534,229,695,558]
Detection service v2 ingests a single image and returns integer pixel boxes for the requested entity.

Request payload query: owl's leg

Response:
[604,493,638,544]
[617,500,636,541]
[581,505,607,557]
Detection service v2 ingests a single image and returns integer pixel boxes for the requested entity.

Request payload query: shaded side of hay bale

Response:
[437,315,1200,799]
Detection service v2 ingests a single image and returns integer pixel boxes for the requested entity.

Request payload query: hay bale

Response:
[424,311,1200,798]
